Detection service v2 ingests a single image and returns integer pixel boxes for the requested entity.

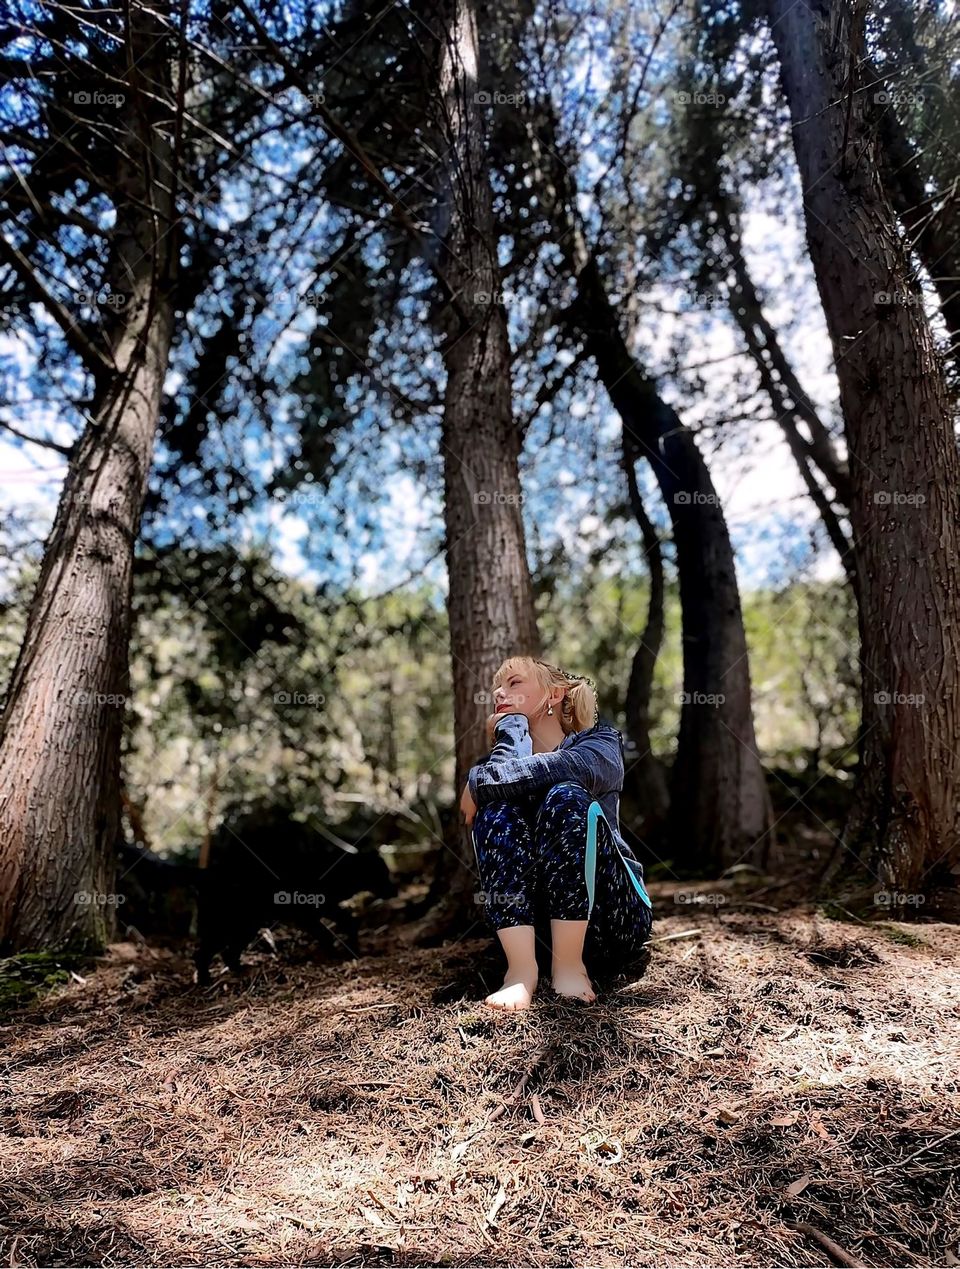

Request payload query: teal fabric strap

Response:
[585,800,653,916]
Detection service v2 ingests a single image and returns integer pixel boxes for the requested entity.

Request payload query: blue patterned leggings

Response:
[471,780,653,970]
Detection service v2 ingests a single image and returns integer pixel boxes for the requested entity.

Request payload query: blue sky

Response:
[0,7,848,600]
[0,185,844,598]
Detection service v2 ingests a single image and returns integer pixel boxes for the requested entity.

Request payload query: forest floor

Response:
[0,889,958,1269]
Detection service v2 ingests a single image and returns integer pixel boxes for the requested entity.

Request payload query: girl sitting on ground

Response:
[459,656,653,1012]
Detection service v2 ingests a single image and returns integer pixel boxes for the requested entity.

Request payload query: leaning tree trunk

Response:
[869,62,960,356]
[621,434,670,834]
[768,0,960,894]
[569,251,772,871]
[716,204,856,588]
[0,21,178,951]
[527,102,771,871]
[414,0,540,939]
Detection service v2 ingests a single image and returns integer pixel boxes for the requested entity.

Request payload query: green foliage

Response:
[119,535,859,857]
[875,924,927,948]
[0,950,89,1016]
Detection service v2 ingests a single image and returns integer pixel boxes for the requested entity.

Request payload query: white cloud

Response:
[357,472,439,592]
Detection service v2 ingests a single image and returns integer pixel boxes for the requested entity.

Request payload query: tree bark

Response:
[528,104,771,871]
[717,205,856,587]
[868,62,960,355]
[577,262,771,870]
[768,0,960,893]
[198,742,222,872]
[413,0,540,938]
[0,12,178,951]
[621,435,670,833]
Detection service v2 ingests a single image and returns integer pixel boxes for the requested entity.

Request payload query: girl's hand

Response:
[486,710,526,745]
[460,781,477,827]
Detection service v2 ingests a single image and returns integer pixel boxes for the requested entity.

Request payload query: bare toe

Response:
[551,968,596,1002]
[483,976,537,1011]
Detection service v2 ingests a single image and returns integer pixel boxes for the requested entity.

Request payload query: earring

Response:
[547,704,554,715]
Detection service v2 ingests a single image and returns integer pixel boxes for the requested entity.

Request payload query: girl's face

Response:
[493,661,561,721]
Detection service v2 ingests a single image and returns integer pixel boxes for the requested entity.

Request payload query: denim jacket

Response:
[467,712,647,888]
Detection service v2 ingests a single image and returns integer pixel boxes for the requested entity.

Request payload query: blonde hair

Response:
[492,656,599,735]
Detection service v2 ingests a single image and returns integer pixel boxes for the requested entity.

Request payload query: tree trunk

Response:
[869,63,960,355]
[718,206,856,586]
[526,96,771,871]
[198,742,222,872]
[120,783,152,852]
[621,436,670,833]
[722,203,879,814]
[768,0,960,893]
[413,0,540,939]
[568,250,772,871]
[0,14,178,951]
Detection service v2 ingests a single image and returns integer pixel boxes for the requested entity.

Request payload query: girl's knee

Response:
[473,799,523,833]
[534,782,592,854]
[539,780,591,813]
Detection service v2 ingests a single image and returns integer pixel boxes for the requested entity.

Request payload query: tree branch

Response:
[0,234,115,376]
[0,416,73,455]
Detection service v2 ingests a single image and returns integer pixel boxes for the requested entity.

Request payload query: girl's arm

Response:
[459,714,533,827]
[467,713,623,805]
[480,711,533,763]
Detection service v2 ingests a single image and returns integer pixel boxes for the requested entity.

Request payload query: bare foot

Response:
[551,965,596,1002]
[483,971,538,1011]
